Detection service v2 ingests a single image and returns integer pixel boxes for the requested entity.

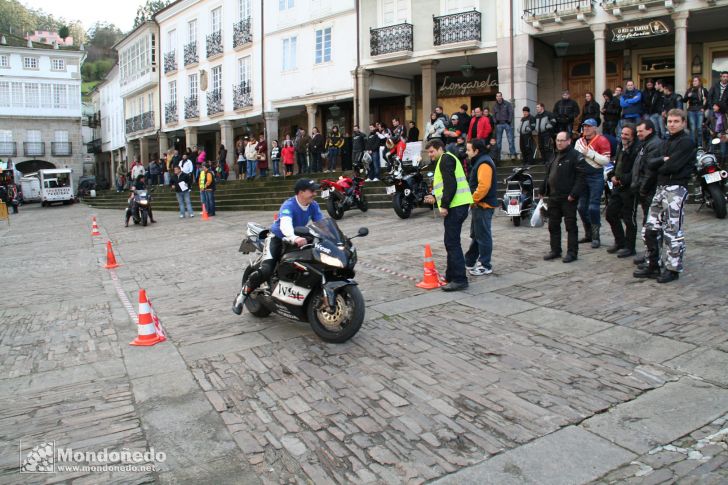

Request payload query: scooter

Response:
[319,175,368,220]
[383,154,434,219]
[694,138,727,219]
[233,219,368,343]
[500,167,535,226]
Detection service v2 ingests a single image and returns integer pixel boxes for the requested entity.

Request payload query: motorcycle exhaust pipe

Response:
[720,170,728,179]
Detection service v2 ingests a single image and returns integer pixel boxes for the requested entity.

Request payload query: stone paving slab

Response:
[515,307,612,338]
[458,292,537,317]
[665,348,728,388]
[585,325,696,364]
[582,378,728,454]
[433,426,635,485]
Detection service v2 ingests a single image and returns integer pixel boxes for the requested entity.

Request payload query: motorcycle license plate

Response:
[321,189,330,199]
[386,185,396,195]
[703,172,723,184]
[507,205,521,216]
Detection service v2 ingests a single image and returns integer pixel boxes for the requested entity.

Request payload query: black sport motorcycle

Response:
[233,218,368,343]
[694,139,727,219]
[127,190,153,226]
[383,154,434,219]
[500,167,535,226]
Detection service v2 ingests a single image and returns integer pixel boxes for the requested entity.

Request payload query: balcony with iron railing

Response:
[207,31,223,58]
[522,0,596,22]
[23,141,45,157]
[184,96,199,119]
[164,50,177,73]
[207,89,223,116]
[125,116,139,134]
[125,111,154,134]
[433,9,481,48]
[0,142,16,156]
[184,41,198,66]
[233,81,252,110]
[51,142,72,157]
[87,138,102,154]
[370,22,413,59]
[165,101,178,124]
[233,18,252,49]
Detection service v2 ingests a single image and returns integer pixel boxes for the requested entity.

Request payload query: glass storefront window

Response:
[640,55,674,73]
[711,50,728,84]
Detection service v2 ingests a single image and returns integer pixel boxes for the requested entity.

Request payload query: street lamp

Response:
[554,41,570,57]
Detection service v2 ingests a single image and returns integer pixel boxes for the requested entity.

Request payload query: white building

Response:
[114,21,161,166]
[263,0,358,142]
[0,32,86,183]
[155,0,264,167]
[91,63,126,186]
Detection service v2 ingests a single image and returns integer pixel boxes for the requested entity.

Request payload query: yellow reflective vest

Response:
[433,151,473,209]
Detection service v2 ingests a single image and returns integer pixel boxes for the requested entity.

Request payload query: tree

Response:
[58,25,69,42]
[133,0,170,29]
[87,22,123,50]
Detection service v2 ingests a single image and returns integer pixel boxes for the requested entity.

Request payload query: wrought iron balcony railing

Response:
[433,9,481,46]
[184,41,198,66]
[23,141,45,157]
[125,116,139,134]
[51,142,72,156]
[87,138,102,154]
[0,141,16,156]
[141,111,154,130]
[233,82,252,110]
[165,102,178,124]
[184,96,199,119]
[370,22,413,57]
[233,18,253,48]
[164,50,177,73]
[523,0,595,18]
[207,31,223,58]
[207,89,223,116]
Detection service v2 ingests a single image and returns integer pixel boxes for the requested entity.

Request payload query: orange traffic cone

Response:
[130,289,165,346]
[104,241,119,269]
[91,216,101,236]
[416,244,445,289]
[201,203,209,221]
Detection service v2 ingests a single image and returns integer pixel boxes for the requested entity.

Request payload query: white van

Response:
[38,169,75,206]
[20,174,41,202]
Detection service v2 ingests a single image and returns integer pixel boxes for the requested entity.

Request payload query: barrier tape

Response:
[359,261,419,282]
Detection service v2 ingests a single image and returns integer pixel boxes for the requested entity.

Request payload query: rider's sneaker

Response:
[189,213,194,218]
[371,178,380,182]
[468,262,493,276]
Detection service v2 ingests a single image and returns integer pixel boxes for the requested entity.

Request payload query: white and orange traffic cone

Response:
[416,244,446,289]
[91,216,101,237]
[130,289,165,346]
[104,241,119,269]
[201,203,209,221]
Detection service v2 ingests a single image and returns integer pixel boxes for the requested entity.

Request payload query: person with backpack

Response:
[198,163,216,216]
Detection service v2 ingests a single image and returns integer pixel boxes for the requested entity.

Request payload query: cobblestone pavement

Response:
[1,201,727,484]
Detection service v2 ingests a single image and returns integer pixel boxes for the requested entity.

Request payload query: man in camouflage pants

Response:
[633,109,696,283]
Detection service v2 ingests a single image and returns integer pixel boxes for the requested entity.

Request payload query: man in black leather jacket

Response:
[540,132,586,263]
[605,124,640,257]
[634,110,695,283]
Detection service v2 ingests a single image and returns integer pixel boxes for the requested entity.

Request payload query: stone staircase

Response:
[83,165,547,212]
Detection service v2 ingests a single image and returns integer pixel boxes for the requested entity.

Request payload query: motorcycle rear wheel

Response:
[708,184,727,219]
[307,285,364,343]
[326,193,345,220]
[393,192,412,219]
[512,216,521,227]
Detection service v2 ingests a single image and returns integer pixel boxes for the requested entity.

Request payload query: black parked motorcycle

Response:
[233,218,368,343]
[500,167,535,226]
[127,190,153,226]
[695,139,727,219]
[383,154,434,219]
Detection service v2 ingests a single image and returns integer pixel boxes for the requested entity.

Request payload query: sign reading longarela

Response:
[612,20,670,42]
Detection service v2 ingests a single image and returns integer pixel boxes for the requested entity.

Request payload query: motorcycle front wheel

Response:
[326,193,345,220]
[358,191,368,212]
[141,210,148,226]
[393,192,412,219]
[307,285,364,343]
[707,184,727,219]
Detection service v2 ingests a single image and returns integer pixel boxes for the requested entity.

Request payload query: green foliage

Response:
[87,22,123,50]
[58,25,69,41]
[81,59,115,83]
[133,0,170,29]
[0,0,84,45]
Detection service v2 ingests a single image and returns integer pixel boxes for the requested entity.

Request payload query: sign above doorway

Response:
[611,20,670,42]
[437,69,499,97]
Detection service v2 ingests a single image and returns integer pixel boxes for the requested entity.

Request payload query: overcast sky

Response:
[25,0,137,33]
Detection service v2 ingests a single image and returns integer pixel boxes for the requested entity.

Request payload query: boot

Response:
[657,270,679,284]
[591,224,601,249]
[579,223,592,244]
[633,264,661,279]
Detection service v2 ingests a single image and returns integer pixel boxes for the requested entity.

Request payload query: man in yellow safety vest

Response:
[424,139,474,291]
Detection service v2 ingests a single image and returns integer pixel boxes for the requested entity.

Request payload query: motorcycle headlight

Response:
[319,253,344,268]
[139,199,148,205]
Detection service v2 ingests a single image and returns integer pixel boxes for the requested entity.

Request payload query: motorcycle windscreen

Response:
[308,218,346,244]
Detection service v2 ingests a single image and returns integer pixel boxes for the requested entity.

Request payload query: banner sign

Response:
[612,20,670,42]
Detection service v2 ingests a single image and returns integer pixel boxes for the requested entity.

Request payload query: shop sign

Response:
[437,71,499,97]
[611,20,670,42]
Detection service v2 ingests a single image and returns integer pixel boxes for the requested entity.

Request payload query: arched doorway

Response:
[15,159,56,174]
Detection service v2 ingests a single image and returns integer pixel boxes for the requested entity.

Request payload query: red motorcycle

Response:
[320,175,368,220]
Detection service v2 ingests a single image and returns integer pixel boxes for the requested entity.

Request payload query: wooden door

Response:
[564,55,623,106]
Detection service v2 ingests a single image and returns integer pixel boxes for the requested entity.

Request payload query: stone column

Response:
[184,126,198,150]
[356,68,371,129]
[125,142,134,162]
[673,11,689,96]
[305,104,317,131]
[591,23,607,111]
[219,120,235,166]
[421,60,439,125]
[158,136,168,159]
[139,137,149,164]
[263,111,280,155]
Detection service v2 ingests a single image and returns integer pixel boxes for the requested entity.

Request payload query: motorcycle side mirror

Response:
[357,227,369,237]
[712,137,721,145]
